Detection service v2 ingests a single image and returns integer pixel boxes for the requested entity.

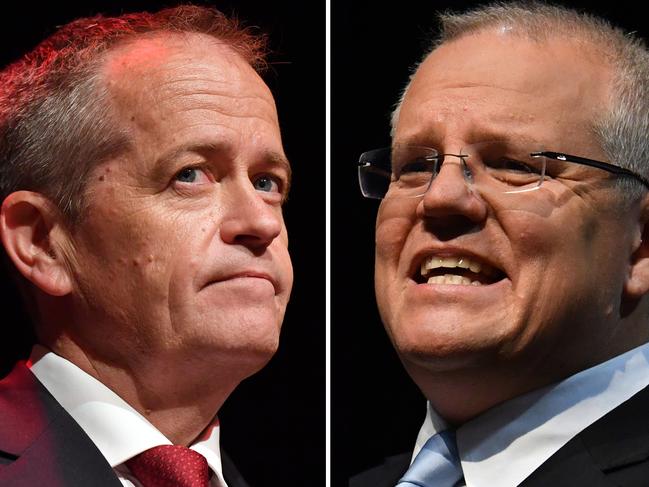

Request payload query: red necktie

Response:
[126,445,211,487]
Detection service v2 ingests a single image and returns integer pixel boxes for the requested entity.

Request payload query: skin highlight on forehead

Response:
[101,33,278,130]
[104,35,176,73]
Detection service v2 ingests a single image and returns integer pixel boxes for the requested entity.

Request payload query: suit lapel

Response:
[221,449,251,487]
[0,362,122,487]
[522,384,649,487]
[578,384,649,486]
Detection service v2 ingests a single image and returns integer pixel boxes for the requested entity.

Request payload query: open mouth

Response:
[415,255,506,286]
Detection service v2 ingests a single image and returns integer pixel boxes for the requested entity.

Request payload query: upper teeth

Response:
[420,255,495,277]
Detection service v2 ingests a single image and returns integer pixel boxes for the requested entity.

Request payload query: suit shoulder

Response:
[221,450,251,487]
[0,362,58,454]
[522,384,649,487]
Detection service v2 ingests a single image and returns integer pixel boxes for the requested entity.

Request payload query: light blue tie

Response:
[397,430,463,487]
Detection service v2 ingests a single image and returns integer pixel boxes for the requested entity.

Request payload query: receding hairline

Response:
[99,30,265,82]
[391,5,628,136]
[95,30,276,136]
[434,1,626,51]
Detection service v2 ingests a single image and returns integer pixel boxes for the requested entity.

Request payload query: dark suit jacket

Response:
[0,361,249,487]
[350,384,649,487]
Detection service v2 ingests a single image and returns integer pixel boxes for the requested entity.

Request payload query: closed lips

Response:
[204,271,278,291]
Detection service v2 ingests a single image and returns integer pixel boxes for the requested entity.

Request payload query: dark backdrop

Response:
[331,1,649,485]
[0,2,324,486]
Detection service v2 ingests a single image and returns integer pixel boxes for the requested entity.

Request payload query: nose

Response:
[416,157,488,223]
[219,183,283,252]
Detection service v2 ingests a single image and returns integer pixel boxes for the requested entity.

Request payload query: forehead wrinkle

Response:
[155,140,228,170]
[397,103,543,148]
[110,77,278,143]
[151,76,277,123]
[153,69,273,98]
[102,34,269,109]
[426,81,531,96]
[161,91,277,113]
[172,106,279,126]
[155,70,249,92]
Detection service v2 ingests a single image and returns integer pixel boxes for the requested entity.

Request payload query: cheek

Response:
[375,213,414,267]
[375,213,415,322]
[74,203,200,296]
[499,208,576,274]
[273,222,293,293]
[501,206,623,338]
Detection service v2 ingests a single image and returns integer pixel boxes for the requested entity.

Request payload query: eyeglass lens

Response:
[359,141,547,199]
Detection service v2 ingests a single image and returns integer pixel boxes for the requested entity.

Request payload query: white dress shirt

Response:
[411,341,649,487]
[28,345,228,487]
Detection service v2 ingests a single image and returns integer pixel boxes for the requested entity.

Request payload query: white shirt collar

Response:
[28,346,227,486]
[412,341,649,487]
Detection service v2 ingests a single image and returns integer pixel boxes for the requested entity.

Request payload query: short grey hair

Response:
[0,5,268,223]
[391,1,649,200]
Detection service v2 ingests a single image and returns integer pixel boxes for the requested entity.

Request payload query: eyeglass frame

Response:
[357,147,649,199]
[532,151,649,188]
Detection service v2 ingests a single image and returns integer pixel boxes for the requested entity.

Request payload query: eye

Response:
[483,157,543,187]
[174,167,210,184]
[395,156,437,178]
[485,158,541,174]
[253,174,281,193]
[400,160,431,174]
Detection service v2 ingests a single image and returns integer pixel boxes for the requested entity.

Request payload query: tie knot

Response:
[126,445,211,487]
[398,430,463,487]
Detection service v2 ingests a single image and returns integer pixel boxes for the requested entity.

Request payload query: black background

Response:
[5,1,649,486]
[331,1,649,486]
[0,1,324,486]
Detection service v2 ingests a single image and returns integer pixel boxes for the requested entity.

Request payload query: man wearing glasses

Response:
[353,2,649,486]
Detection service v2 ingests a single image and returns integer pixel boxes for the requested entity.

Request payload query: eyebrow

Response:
[396,128,541,150]
[267,151,293,192]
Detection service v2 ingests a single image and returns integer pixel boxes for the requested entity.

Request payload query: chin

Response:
[385,310,516,372]
[201,311,282,360]
[228,336,281,379]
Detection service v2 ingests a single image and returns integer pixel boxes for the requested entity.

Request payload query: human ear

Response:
[625,194,649,298]
[0,191,73,296]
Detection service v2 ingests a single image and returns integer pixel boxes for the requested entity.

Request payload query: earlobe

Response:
[625,198,649,299]
[0,191,73,297]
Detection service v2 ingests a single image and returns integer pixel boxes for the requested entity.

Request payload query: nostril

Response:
[233,235,272,255]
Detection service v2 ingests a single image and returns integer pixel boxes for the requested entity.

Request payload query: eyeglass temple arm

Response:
[532,151,649,189]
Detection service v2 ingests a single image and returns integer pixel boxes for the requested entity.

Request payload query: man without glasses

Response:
[0,5,292,486]
[353,2,649,486]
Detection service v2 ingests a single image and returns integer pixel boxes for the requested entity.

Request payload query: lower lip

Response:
[407,277,511,300]
[205,276,276,293]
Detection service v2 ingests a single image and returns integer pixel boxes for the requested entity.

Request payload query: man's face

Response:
[375,30,641,378]
[63,34,293,375]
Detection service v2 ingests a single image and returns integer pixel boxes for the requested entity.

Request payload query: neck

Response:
[47,335,240,445]
[405,319,649,425]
